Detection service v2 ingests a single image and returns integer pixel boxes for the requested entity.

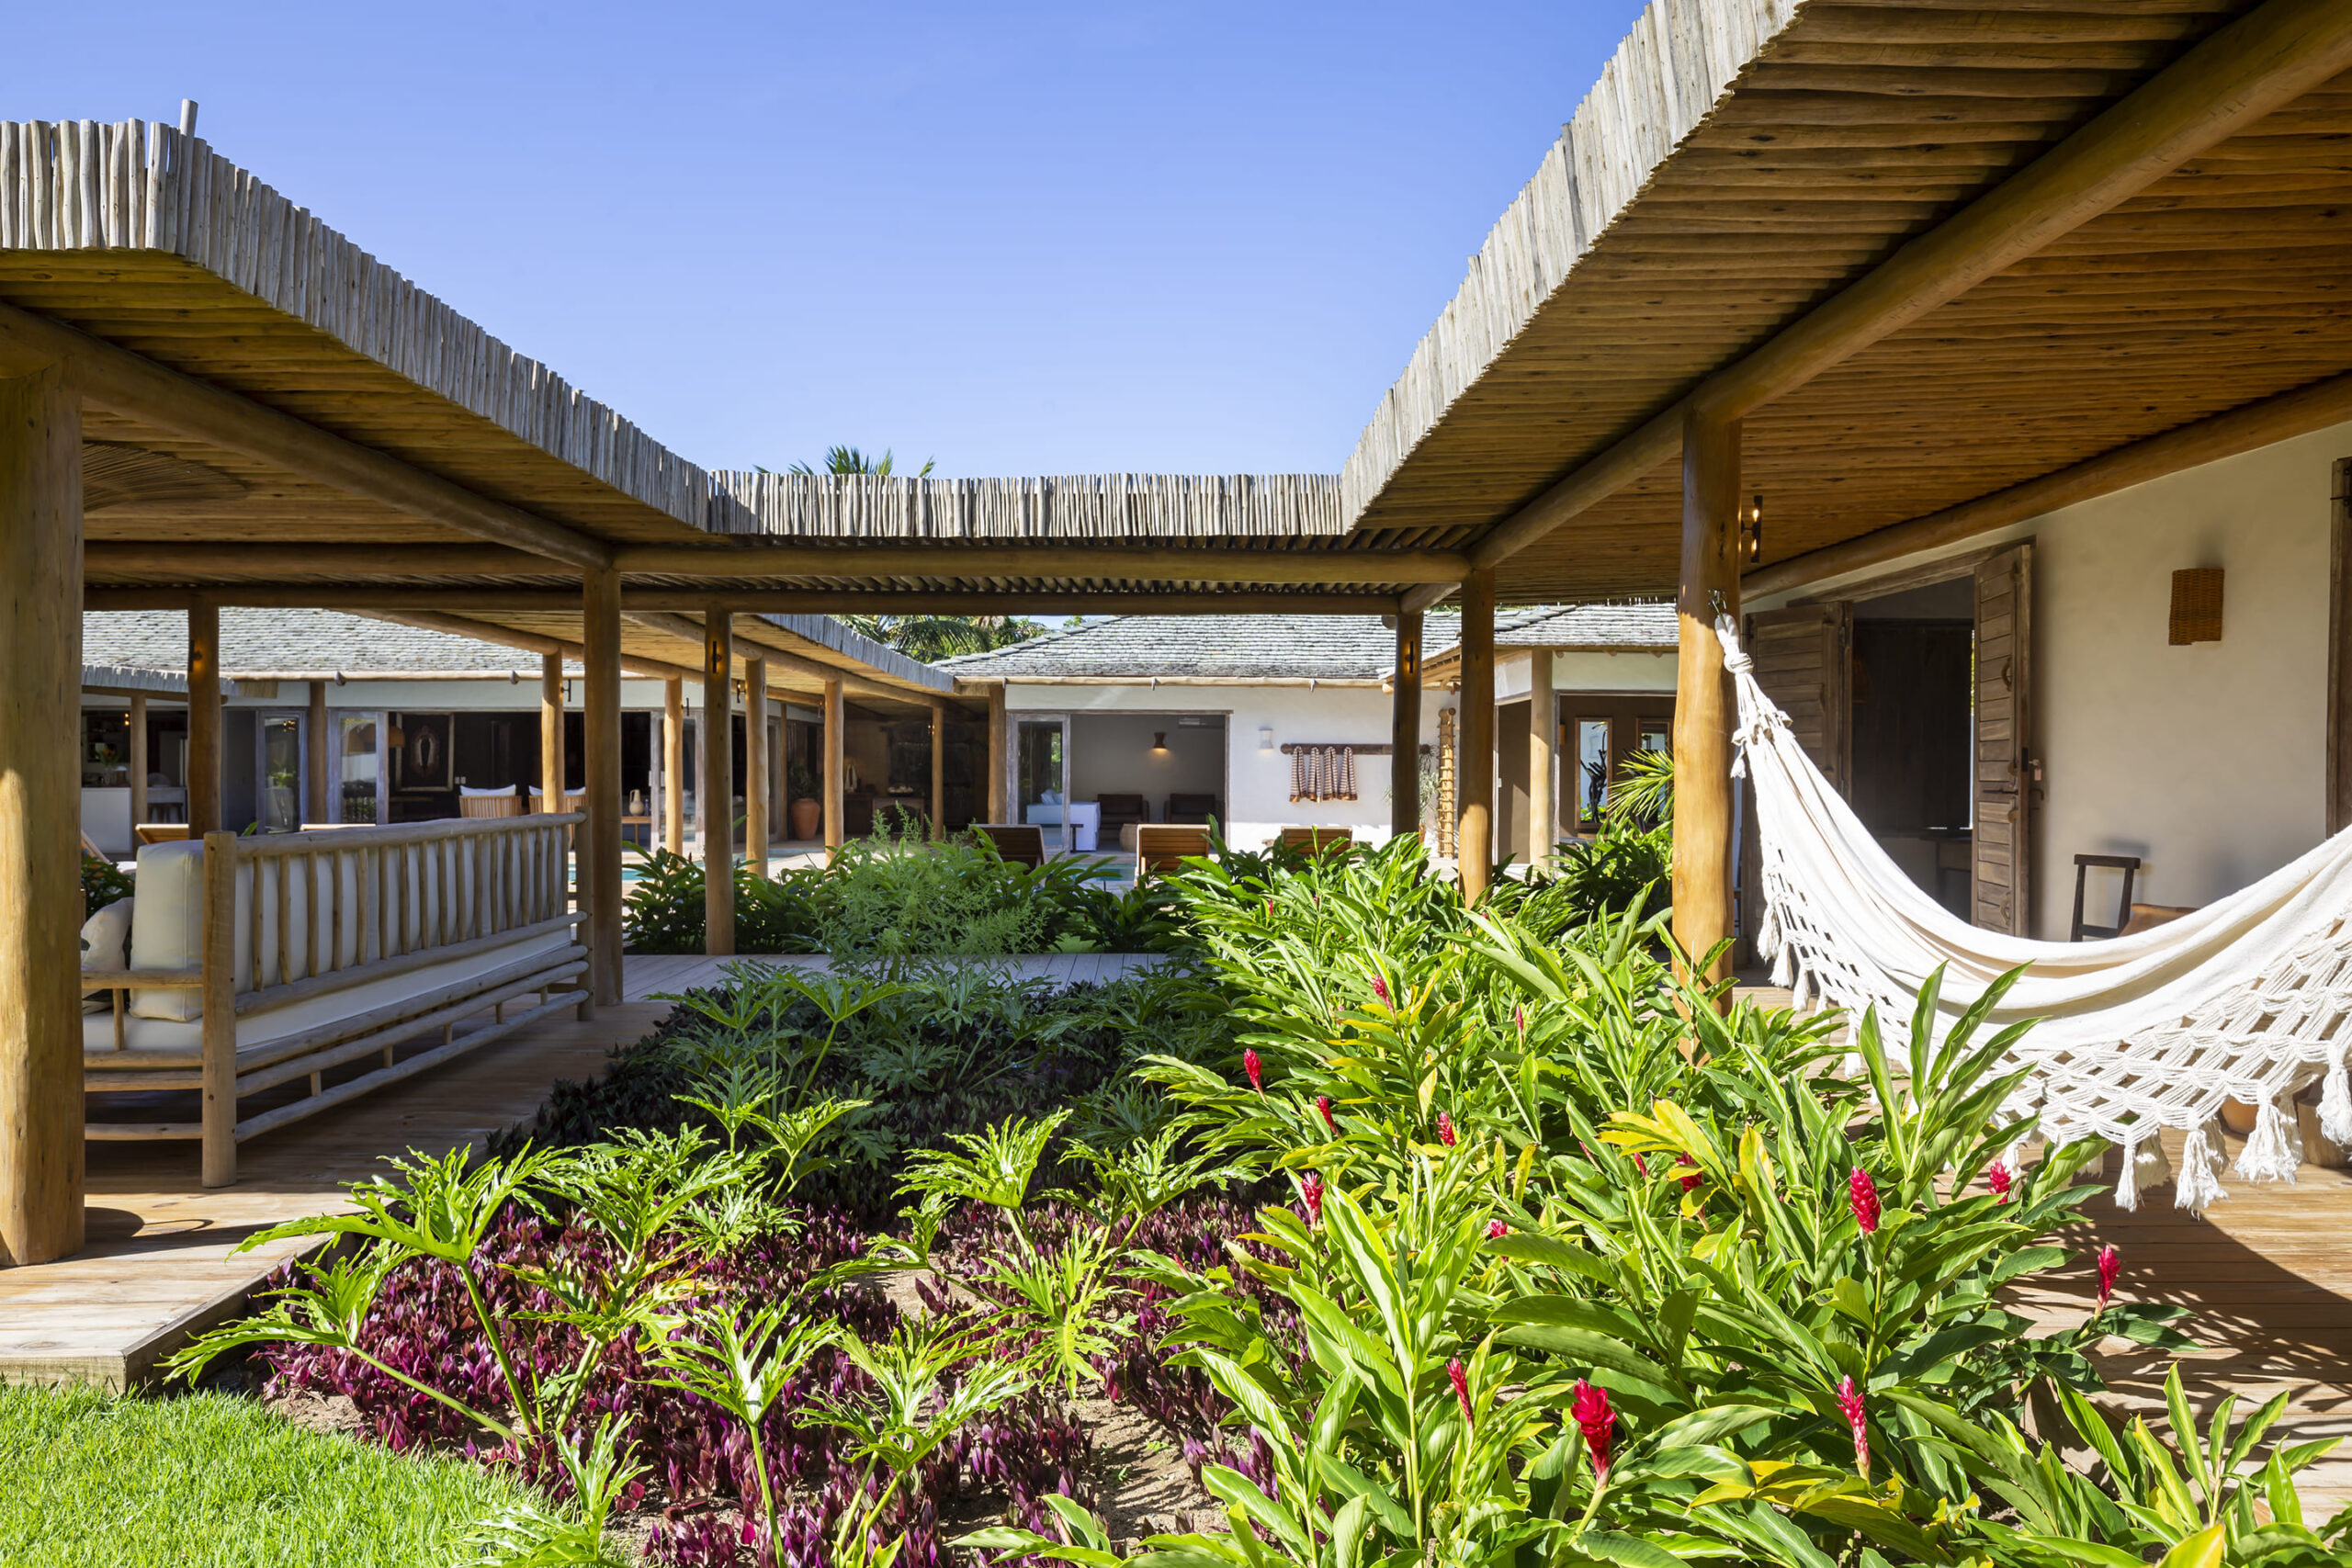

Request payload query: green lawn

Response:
[0,1383,541,1568]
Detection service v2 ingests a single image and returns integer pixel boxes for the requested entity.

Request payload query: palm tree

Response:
[786,445,934,479]
[783,445,1036,660]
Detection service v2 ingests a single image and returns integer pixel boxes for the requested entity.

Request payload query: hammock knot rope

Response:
[1715,615,2352,1213]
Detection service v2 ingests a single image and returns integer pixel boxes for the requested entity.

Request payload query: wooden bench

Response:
[80,815,590,1187]
[1279,827,1353,856]
[971,824,1046,867]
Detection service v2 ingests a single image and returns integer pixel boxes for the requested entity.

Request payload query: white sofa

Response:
[81,815,589,1187]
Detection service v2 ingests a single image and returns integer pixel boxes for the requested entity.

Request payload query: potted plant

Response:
[786,759,821,840]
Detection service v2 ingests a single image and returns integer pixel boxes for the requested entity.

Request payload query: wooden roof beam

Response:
[85,543,565,580]
[349,611,697,682]
[621,609,910,703]
[0,299,613,571]
[1743,369,2352,600]
[82,585,1399,616]
[1465,0,2352,573]
[613,542,1464,585]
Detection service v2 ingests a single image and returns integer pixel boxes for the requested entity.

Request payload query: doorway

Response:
[1849,581,1974,918]
[256,711,305,832]
[1012,715,1071,851]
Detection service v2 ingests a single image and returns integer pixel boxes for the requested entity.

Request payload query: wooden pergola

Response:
[7,0,2352,1264]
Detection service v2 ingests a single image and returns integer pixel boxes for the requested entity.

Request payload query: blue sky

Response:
[3,2,1646,478]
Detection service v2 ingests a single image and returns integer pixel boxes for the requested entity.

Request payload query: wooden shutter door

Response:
[1973,544,2033,933]
[1739,604,1849,962]
[1746,605,1852,792]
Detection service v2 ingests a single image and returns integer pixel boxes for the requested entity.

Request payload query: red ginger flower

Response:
[1571,1379,1614,1476]
[1243,1048,1262,1094]
[1316,1094,1337,1134]
[1488,1219,1510,1239]
[1987,1160,2013,1204]
[1513,1004,1526,1032]
[1449,1358,1474,1426]
[2097,1244,2120,1311]
[1372,975,1390,1006]
[1436,1111,1457,1147]
[1837,1375,1870,1476]
[1301,1172,1324,1226]
[1849,1167,1881,1234]
[1677,1153,1703,1192]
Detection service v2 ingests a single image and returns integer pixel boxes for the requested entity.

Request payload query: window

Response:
[1574,718,1611,830]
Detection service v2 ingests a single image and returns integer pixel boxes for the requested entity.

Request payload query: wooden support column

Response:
[985,683,1006,823]
[128,693,148,829]
[822,677,844,852]
[702,611,734,955]
[1527,648,1555,864]
[187,598,220,835]
[930,699,947,841]
[744,655,768,879]
[1457,570,1497,903]
[662,677,684,854]
[1391,612,1422,840]
[538,652,563,812]
[1673,408,1742,988]
[305,680,329,826]
[0,361,85,1264]
[582,566,623,1011]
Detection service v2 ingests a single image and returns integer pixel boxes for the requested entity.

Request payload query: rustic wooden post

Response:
[305,680,329,826]
[0,361,85,1262]
[198,830,238,1188]
[930,698,948,841]
[743,652,768,879]
[1673,407,1742,988]
[702,610,734,955]
[1526,648,1555,864]
[822,677,845,852]
[662,677,684,854]
[582,566,624,1011]
[129,692,149,829]
[985,682,1006,823]
[1457,570,1497,903]
[187,597,221,834]
[1391,611,1422,841]
[539,652,563,813]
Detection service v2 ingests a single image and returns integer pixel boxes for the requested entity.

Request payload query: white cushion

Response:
[460,784,519,797]
[82,898,134,971]
[86,924,574,1057]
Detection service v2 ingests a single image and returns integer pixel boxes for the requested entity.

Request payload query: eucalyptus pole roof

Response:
[1338,0,2352,602]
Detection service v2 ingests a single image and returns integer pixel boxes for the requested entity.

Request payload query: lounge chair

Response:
[972,824,1046,868]
[459,784,524,818]
[79,816,589,1186]
[1164,792,1221,825]
[1135,823,1213,881]
[1094,793,1149,844]
[1279,826,1352,857]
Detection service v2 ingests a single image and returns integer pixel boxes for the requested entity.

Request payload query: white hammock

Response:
[1723,616,2352,1213]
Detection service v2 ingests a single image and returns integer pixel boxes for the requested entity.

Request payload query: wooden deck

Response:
[4,959,2346,1513]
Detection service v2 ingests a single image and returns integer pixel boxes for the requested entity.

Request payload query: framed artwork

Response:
[394,711,454,791]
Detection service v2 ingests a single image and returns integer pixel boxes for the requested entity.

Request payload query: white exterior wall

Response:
[1754,416,2349,940]
[1494,649,1677,699]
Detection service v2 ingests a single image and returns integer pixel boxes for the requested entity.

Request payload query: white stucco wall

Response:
[1494,649,1678,699]
[1755,416,2350,939]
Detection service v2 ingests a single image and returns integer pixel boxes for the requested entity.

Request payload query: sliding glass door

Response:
[1012,716,1070,852]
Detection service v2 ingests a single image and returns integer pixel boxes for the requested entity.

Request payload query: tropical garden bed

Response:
[65,832,2352,1566]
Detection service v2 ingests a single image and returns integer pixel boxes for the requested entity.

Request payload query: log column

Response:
[985,683,1006,823]
[662,677,684,854]
[1673,407,1742,987]
[930,698,947,841]
[744,652,768,879]
[1456,570,1497,903]
[822,677,844,852]
[187,598,221,835]
[129,693,148,829]
[306,680,329,826]
[702,611,735,955]
[582,566,624,1011]
[0,361,85,1265]
[1526,648,1555,864]
[539,652,563,814]
[1391,611,1422,840]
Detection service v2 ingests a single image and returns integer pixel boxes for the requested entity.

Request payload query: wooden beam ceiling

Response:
[80,585,1400,617]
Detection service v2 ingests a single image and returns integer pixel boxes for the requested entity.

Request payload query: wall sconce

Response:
[2169,567,2223,644]
[1739,493,1764,563]
[1259,727,1275,750]
[1151,731,1168,751]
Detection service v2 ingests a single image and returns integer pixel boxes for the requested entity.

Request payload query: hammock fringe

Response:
[2322,1045,2352,1147]
[2176,1122,2229,1214]
[2234,1094,2303,1184]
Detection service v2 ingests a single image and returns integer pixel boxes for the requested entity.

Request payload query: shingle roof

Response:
[938,604,1674,682]
[83,610,571,678]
